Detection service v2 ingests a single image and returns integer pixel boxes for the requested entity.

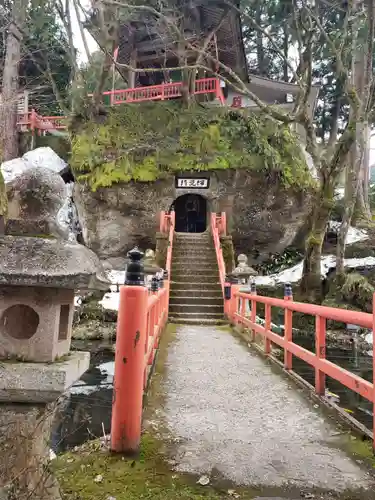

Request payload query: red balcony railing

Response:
[17,78,225,134]
[103,77,224,105]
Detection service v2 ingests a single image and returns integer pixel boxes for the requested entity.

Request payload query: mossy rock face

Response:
[0,170,7,229]
[71,102,312,191]
[71,102,314,259]
[323,273,374,328]
[221,235,235,273]
[74,299,117,325]
[155,232,168,269]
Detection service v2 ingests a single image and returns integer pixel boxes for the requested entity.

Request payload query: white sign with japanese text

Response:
[176,178,209,188]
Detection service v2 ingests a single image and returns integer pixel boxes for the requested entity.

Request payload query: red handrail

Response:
[227,287,375,448]
[17,78,225,133]
[211,212,226,294]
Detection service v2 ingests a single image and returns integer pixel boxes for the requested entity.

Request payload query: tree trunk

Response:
[0,0,28,161]
[300,178,334,301]
[336,140,363,275]
[283,25,288,82]
[255,6,266,75]
[358,123,371,218]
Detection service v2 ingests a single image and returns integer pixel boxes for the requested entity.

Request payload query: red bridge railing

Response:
[210,213,375,449]
[111,211,174,453]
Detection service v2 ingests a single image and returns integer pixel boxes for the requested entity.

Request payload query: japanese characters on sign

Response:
[176,178,209,188]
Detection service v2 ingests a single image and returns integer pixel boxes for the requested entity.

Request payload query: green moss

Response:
[74,300,117,325]
[71,102,312,191]
[155,232,168,268]
[339,434,375,467]
[220,236,235,273]
[0,170,7,218]
[325,273,374,314]
[53,433,259,500]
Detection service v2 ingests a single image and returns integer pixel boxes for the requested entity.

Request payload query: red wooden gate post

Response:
[111,247,148,454]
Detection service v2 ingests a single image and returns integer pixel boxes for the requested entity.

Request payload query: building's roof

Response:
[116,0,249,82]
[243,75,319,117]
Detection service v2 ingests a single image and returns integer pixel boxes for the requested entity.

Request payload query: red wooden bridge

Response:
[16,77,225,134]
[111,210,375,463]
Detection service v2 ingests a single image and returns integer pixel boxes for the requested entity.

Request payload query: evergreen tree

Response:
[0,1,72,115]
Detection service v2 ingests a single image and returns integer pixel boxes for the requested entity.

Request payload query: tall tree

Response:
[0,0,28,161]
[336,0,375,275]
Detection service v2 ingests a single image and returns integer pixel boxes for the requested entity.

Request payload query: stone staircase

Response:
[169,232,224,324]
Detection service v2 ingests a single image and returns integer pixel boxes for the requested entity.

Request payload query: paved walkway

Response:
[153,325,374,496]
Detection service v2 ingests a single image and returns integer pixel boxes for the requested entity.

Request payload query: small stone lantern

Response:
[0,236,109,363]
[230,254,258,285]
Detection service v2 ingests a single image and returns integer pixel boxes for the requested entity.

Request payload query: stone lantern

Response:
[230,253,258,285]
[0,167,110,499]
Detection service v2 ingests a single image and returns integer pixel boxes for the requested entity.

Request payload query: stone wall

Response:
[74,169,311,265]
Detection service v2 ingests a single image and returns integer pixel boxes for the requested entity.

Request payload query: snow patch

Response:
[1,147,67,183]
[99,292,120,311]
[328,220,368,244]
[254,255,375,287]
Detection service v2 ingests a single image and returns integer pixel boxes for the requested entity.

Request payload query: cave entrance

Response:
[172,194,207,233]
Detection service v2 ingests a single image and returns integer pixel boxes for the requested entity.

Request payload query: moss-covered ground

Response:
[53,433,261,500]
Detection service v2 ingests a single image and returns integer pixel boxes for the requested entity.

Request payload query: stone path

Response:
[156,325,374,495]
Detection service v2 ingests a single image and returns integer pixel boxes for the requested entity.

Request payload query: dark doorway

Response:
[172,194,207,233]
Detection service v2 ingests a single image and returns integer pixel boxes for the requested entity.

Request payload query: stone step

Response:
[172,266,218,274]
[170,289,222,299]
[175,232,211,238]
[169,296,223,306]
[170,282,222,291]
[170,275,220,284]
[169,303,224,314]
[174,239,212,244]
[168,316,227,325]
[173,246,214,253]
[173,251,216,256]
[172,253,217,265]
[168,311,225,323]
[171,267,218,275]
[172,262,218,269]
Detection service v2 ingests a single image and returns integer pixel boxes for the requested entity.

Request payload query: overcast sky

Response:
[71,0,98,64]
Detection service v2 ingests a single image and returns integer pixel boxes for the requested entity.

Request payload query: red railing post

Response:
[250,282,257,341]
[224,277,232,318]
[240,295,246,326]
[111,248,148,454]
[265,304,272,355]
[159,211,166,233]
[232,284,241,321]
[315,315,326,395]
[284,283,293,370]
